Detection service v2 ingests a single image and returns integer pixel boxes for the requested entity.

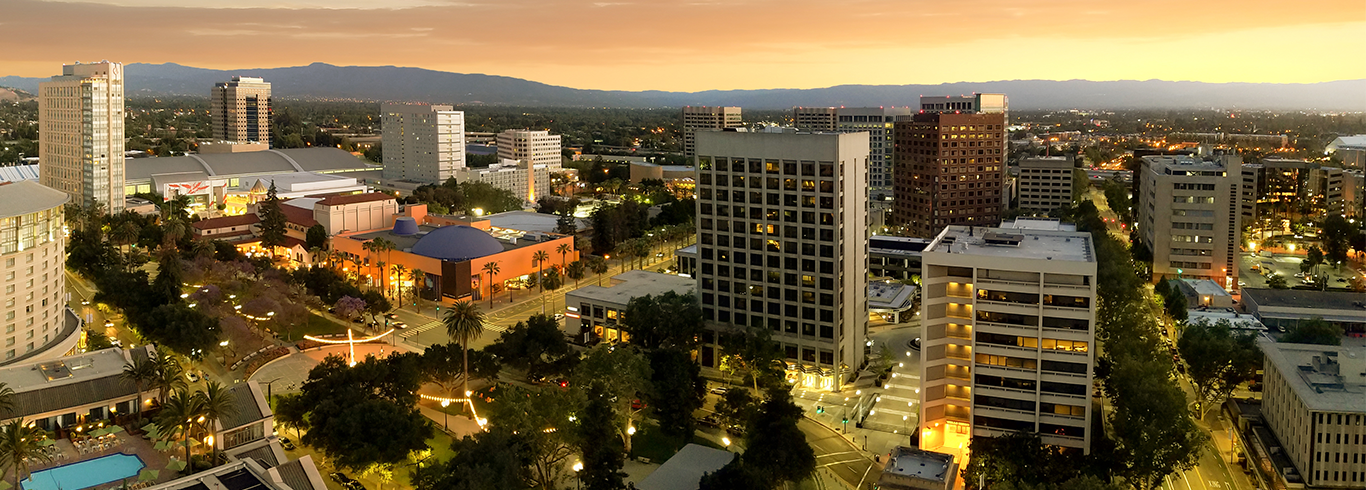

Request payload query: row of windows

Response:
[700,190,837,208]
[698,157,837,177]
[1173,183,1217,191]
[699,205,837,225]
[1170,261,1212,270]
[1171,235,1213,244]
[1173,196,1217,204]
[976,332,1089,352]
[700,307,842,341]
[1171,222,1214,231]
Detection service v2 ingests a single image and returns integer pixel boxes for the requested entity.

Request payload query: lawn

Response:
[631,421,726,463]
[286,312,352,340]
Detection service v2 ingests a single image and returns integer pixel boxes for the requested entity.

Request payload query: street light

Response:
[572,461,583,490]
[440,400,449,430]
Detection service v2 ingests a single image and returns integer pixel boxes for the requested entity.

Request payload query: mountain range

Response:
[2,62,1363,111]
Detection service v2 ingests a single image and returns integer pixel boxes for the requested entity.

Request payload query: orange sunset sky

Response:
[2,0,1364,91]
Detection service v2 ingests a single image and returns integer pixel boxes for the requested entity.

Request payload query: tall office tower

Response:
[381,104,465,184]
[0,182,70,364]
[892,95,1008,238]
[692,130,869,392]
[681,106,742,157]
[496,129,562,169]
[919,220,1097,456]
[39,61,125,214]
[1017,156,1075,213]
[1137,154,1242,288]
[210,77,272,145]
[794,107,915,191]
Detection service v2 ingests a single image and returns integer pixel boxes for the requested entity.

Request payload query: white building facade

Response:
[496,129,562,169]
[0,182,72,364]
[1017,156,1075,213]
[919,221,1097,454]
[1137,154,1242,288]
[453,160,551,204]
[39,61,125,213]
[682,106,742,157]
[693,130,869,391]
[381,104,465,183]
[793,107,913,191]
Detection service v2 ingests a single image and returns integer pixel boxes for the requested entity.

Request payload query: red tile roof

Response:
[278,204,319,227]
[192,214,260,230]
[317,192,396,207]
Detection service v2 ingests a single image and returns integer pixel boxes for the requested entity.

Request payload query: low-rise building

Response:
[1172,278,1234,308]
[876,447,957,490]
[0,346,160,430]
[564,270,696,343]
[452,159,550,204]
[148,457,327,490]
[1241,289,1366,336]
[1255,337,1366,488]
[870,235,930,281]
[123,147,377,211]
[869,280,917,323]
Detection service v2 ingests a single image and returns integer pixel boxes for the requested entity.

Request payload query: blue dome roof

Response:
[411,225,505,262]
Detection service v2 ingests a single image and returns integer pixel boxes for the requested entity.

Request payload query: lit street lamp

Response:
[572,461,583,489]
[440,400,449,430]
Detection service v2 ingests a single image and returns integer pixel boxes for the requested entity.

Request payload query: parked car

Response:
[698,414,720,428]
[330,472,355,485]
[553,313,565,322]
[527,373,549,385]
[110,339,123,348]
[185,371,200,383]
[709,386,729,396]
[279,437,296,451]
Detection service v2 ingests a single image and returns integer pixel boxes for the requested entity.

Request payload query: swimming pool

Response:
[22,453,146,490]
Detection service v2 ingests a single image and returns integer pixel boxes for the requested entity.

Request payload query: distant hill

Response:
[1,63,1362,110]
[0,86,34,103]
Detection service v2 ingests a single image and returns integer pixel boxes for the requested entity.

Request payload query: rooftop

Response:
[484,210,586,234]
[1142,154,1237,172]
[1257,335,1366,413]
[126,148,376,183]
[219,381,269,431]
[147,457,324,490]
[869,235,931,255]
[1000,218,1076,232]
[869,281,916,310]
[192,214,259,230]
[568,270,696,306]
[316,192,394,206]
[0,164,40,183]
[0,347,153,419]
[1242,288,1366,315]
[1182,279,1230,298]
[1187,309,1265,331]
[927,225,1094,263]
[637,444,736,490]
[0,180,69,218]
[883,446,955,483]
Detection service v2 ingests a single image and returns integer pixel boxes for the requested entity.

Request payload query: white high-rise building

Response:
[381,104,465,183]
[681,106,742,157]
[1137,153,1242,288]
[793,107,913,191]
[919,219,1097,455]
[39,61,125,213]
[0,181,72,364]
[693,130,869,392]
[1017,156,1075,213]
[496,129,562,169]
[210,76,272,145]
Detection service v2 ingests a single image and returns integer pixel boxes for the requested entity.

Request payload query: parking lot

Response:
[1239,252,1359,289]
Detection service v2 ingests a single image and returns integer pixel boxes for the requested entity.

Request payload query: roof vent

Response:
[393,217,419,236]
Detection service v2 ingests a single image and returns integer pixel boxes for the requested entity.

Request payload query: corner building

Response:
[210,76,272,145]
[381,104,465,184]
[919,221,1096,455]
[0,181,72,364]
[893,108,1007,238]
[1137,154,1242,288]
[693,130,868,391]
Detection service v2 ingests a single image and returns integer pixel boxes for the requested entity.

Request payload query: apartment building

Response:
[793,107,914,190]
[452,159,551,203]
[693,130,868,392]
[1256,337,1365,488]
[1137,154,1242,288]
[211,76,272,145]
[1017,156,1075,213]
[38,61,125,213]
[892,99,1008,238]
[919,220,1097,454]
[496,129,562,169]
[0,181,73,364]
[381,104,465,183]
[681,106,742,157]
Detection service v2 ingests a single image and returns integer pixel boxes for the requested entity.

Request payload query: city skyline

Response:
[2,0,1364,91]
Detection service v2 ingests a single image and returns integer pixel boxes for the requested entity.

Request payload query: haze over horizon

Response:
[3,0,1364,92]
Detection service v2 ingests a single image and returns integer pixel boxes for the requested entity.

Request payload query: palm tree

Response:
[442,301,486,408]
[111,221,140,256]
[566,261,586,288]
[0,419,50,488]
[532,250,550,313]
[154,354,187,406]
[0,382,13,416]
[195,381,237,465]
[121,356,159,424]
[481,261,500,308]
[308,246,325,267]
[409,268,425,309]
[392,265,407,303]
[591,257,610,286]
[556,243,571,269]
[157,389,205,471]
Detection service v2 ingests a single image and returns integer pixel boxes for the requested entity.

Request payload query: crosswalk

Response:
[399,320,506,339]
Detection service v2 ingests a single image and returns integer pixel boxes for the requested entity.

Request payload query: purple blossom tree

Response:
[334,296,367,322]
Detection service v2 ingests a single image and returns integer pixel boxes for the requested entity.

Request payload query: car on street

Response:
[697,414,720,428]
[279,437,296,450]
[186,371,200,383]
[384,313,399,320]
[330,472,355,485]
[110,339,123,348]
[553,313,565,322]
[104,320,114,328]
[392,322,407,329]
[709,386,728,395]
[527,374,548,385]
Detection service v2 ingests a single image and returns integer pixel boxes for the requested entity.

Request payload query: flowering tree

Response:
[334,296,367,321]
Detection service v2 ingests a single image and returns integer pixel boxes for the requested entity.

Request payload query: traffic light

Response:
[815,406,824,414]
[842,416,849,424]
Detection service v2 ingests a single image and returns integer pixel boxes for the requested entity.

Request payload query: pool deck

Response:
[7,428,185,490]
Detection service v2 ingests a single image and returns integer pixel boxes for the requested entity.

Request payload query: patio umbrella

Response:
[141,423,158,432]
[92,428,110,437]
[186,438,202,447]
[37,440,54,447]
[108,425,126,434]
[165,459,187,471]
[138,469,160,482]
[153,441,171,451]
[0,479,11,490]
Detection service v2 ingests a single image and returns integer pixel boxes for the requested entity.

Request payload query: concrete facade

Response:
[563,270,696,343]
[1137,154,1242,288]
[893,111,1008,238]
[211,76,271,145]
[681,106,742,157]
[693,130,869,391]
[381,104,465,183]
[919,222,1097,454]
[1257,337,1366,488]
[793,106,914,190]
[39,61,125,213]
[1017,156,1075,213]
[0,181,71,364]
[453,160,551,204]
[496,129,562,169]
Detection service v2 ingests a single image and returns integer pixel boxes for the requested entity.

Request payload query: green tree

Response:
[305,224,328,250]
[1319,215,1355,266]
[196,381,237,464]
[1267,274,1289,289]
[577,384,627,490]
[540,267,563,312]
[85,328,114,350]
[258,182,287,255]
[1177,319,1262,420]
[272,392,310,441]
[422,343,501,399]
[647,349,705,443]
[153,353,187,405]
[489,386,581,490]
[121,355,159,424]
[443,300,486,406]
[532,250,550,313]
[298,354,433,472]
[157,388,206,469]
[487,314,575,379]
[590,257,609,285]
[566,260,586,288]
[0,382,13,416]
[0,419,51,487]
[570,344,652,455]
[719,326,784,392]
[714,389,759,433]
[622,291,704,351]
[482,261,501,308]
[1108,355,1206,490]
[413,428,532,490]
[961,430,1080,490]
[1281,317,1342,345]
[726,388,816,489]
